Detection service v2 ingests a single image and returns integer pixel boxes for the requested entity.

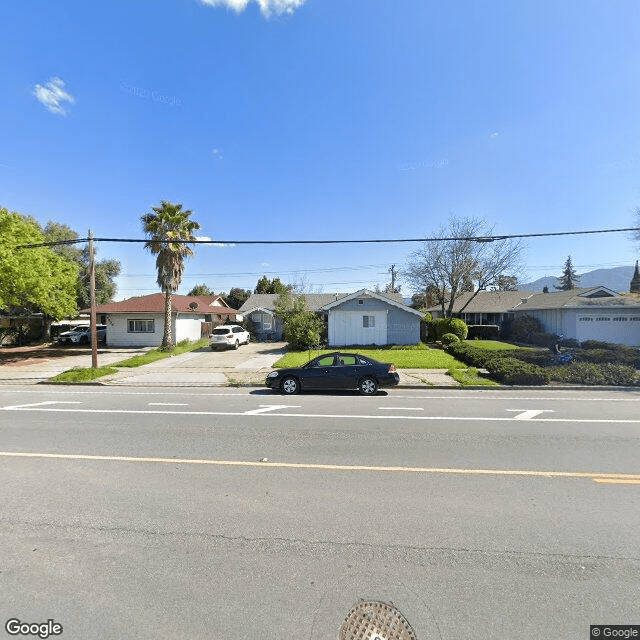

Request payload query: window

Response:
[613,317,628,321]
[595,317,611,322]
[578,317,593,322]
[358,299,364,305]
[316,356,335,366]
[339,356,357,365]
[128,319,155,333]
[363,315,375,328]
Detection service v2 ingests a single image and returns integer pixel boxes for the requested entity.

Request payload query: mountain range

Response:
[520,265,637,293]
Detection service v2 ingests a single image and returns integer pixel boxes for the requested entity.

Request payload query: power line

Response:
[15,226,640,249]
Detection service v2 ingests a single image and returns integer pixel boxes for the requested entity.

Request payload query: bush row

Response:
[445,341,639,386]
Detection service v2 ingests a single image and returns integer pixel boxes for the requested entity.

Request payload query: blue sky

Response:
[2,0,639,300]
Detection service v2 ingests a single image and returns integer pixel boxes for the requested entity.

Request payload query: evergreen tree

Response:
[555,256,580,290]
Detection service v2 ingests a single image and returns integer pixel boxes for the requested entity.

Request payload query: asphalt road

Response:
[0,385,638,639]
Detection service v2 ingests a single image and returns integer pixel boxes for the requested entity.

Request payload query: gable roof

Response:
[85,293,238,315]
[320,289,423,316]
[239,293,351,313]
[516,287,640,311]
[426,287,640,315]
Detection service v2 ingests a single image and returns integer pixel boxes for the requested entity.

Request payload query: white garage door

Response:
[330,311,387,346]
[576,315,640,346]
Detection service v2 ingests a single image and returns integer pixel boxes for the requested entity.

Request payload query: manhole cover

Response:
[339,601,418,640]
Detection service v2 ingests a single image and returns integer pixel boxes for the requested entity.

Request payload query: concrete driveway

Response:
[103,341,288,386]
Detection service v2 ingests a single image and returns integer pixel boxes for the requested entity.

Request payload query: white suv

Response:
[209,325,250,350]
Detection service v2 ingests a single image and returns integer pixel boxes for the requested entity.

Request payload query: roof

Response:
[84,293,238,315]
[427,287,640,314]
[516,287,640,311]
[320,289,423,316]
[239,290,408,314]
[239,293,350,313]
[426,290,536,314]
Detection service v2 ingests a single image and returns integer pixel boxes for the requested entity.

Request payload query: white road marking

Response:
[244,405,300,415]
[378,407,424,411]
[148,403,189,406]
[507,409,555,420]
[0,450,638,481]
[0,406,639,424]
[1,388,640,402]
[0,401,82,410]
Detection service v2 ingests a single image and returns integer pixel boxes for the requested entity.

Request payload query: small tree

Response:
[275,291,323,350]
[555,256,580,291]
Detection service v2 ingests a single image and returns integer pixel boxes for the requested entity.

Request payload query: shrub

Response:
[579,340,614,350]
[485,357,550,385]
[433,317,468,340]
[441,333,460,345]
[549,362,638,386]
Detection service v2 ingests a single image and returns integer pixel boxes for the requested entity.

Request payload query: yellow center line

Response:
[0,451,638,481]
[592,478,640,484]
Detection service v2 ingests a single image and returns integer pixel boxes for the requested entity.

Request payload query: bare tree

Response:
[403,216,524,317]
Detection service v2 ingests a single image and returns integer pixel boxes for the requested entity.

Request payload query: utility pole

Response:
[88,230,98,369]
[389,264,397,292]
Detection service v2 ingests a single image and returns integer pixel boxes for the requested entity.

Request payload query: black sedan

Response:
[265,352,400,395]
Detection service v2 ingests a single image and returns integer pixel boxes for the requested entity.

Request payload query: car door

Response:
[322,355,361,389]
[300,355,336,390]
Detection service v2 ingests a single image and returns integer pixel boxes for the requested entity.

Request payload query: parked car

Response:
[266,352,400,395]
[57,324,107,345]
[209,325,250,350]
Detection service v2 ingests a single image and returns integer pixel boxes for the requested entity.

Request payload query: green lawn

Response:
[273,345,467,369]
[465,340,521,350]
[50,366,119,382]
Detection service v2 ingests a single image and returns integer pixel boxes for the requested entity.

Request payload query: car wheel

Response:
[234,340,239,350]
[358,376,378,395]
[281,376,299,395]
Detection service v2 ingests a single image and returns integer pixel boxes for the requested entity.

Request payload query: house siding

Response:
[106,313,204,347]
[327,296,420,346]
[386,307,421,345]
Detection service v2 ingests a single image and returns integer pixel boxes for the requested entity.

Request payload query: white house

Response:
[320,290,422,346]
[86,294,242,347]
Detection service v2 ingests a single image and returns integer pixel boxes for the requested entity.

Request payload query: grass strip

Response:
[448,366,500,387]
[50,366,119,382]
[113,338,209,368]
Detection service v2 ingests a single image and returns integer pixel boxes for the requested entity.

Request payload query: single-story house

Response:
[511,287,640,346]
[239,293,351,340]
[86,293,241,347]
[320,289,423,346]
[427,290,536,327]
[240,289,422,346]
[428,287,640,346]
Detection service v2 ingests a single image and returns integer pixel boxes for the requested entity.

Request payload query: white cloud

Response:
[199,0,306,17]
[33,77,75,115]
[195,236,213,242]
[490,132,500,139]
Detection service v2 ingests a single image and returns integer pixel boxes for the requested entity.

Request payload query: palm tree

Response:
[141,201,200,348]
